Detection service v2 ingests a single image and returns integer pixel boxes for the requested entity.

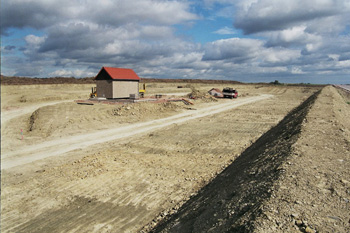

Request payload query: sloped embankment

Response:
[252,86,350,233]
[148,90,321,232]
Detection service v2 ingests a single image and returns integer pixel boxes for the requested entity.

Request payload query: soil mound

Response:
[187,85,218,102]
[27,102,112,137]
[110,102,183,118]
[147,90,321,232]
[26,102,185,138]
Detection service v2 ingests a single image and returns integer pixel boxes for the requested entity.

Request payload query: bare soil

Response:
[149,86,350,233]
[2,82,347,233]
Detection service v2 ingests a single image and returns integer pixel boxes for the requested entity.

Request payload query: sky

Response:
[1,0,350,84]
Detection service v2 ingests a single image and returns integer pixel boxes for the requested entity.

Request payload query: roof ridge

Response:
[96,66,140,81]
[103,66,132,70]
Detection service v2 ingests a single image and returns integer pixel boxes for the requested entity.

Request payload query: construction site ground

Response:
[1,83,349,233]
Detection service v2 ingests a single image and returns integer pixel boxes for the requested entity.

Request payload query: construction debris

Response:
[182,99,194,105]
[187,86,218,102]
[208,88,223,98]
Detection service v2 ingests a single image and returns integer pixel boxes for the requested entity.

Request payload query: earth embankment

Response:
[149,90,321,232]
[149,85,350,233]
[253,86,350,233]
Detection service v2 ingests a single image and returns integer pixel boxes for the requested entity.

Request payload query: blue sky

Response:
[1,0,350,84]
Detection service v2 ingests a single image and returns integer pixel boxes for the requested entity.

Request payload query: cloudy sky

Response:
[1,0,350,83]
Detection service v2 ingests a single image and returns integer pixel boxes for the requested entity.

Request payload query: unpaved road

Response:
[1,94,272,170]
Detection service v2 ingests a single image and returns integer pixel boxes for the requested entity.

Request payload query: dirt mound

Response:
[110,102,183,118]
[187,85,218,102]
[147,90,321,232]
[26,102,185,138]
[27,102,111,137]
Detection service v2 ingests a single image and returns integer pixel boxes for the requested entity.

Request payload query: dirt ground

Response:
[253,86,350,233]
[2,82,347,232]
[149,86,350,233]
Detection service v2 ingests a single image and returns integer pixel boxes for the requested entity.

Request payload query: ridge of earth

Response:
[146,86,350,233]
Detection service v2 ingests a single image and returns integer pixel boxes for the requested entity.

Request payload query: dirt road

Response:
[1,94,272,169]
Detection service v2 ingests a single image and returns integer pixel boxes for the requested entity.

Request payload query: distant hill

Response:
[141,78,241,84]
[0,75,242,85]
[0,75,95,85]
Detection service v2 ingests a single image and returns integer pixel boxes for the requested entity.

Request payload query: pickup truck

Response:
[222,87,238,98]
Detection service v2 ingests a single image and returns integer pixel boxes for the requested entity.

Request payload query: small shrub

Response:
[19,95,27,102]
[270,80,281,85]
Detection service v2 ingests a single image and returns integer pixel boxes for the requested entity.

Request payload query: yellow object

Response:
[139,83,146,98]
[90,87,97,98]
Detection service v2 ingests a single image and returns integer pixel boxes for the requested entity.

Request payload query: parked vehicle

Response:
[222,87,238,98]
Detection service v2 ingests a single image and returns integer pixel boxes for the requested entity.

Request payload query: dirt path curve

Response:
[1,95,273,170]
[1,100,73,125]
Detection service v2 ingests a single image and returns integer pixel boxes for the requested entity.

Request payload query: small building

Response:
[95,67,140,99]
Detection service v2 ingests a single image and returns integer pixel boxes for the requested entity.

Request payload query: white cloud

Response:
[261,47,300,64]
[49,69,95,77]
[25,35,46,46]
[213,26,237,35]
[1,0,198,35]
[264,26,323,49]
[202,38,263,62]
[304,43,321,53]
[328,54,340,61]
[84,0,198,26]
[291,66,306,74]
[277,26,308,42]
[48,69,75,77]
[234,0,349,34]
[336,60,350,68]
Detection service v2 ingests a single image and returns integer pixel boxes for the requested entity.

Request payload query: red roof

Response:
[96,67,140,81]
[209,88,222,93]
